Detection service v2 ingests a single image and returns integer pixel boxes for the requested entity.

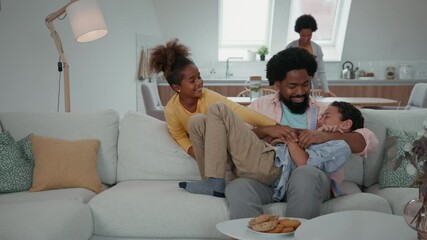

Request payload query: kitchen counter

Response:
[328,79,427,86]
[156,78,421,106]
[157,78,427,86]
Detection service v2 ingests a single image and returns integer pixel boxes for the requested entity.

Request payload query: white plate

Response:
[216,217,306,240]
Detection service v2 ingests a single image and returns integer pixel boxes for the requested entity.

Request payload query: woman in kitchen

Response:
[286,14,336,97]
[149,38,278,179]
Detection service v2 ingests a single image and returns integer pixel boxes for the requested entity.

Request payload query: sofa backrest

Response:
[361,109,427,188]
[117,111,200,182]
[117,111,367,184]
[116,109,427,187]
[0,110,120,185]
[342,154,363,186]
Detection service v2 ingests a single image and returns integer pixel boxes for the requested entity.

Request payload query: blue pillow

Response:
[0,132,34,193]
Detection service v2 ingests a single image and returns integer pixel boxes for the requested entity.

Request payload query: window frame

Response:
[218,0,273,61]
[218,0,351,62]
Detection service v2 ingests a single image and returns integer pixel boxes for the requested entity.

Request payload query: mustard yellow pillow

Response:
[30,135,103,193]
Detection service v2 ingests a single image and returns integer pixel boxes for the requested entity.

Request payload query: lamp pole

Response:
[45,0,77,112]
[46,0,107,112]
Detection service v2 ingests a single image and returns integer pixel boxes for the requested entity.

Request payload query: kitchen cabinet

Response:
[329,85,413,106]
[157,79,426,107]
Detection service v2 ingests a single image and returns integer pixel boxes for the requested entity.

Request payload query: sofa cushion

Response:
[0,110,120,185]
[319,192,392,215]
[117,112,200,181]
[89,180,228,239]
[361,109,427,188]
[379,128,418,188]
[0,132,34,193]
[0,188,97,204]
[263,182,391,216]
[30,135,103,193]
[365,183,418,215]
[342,154,363,185]
[0,199,93,240]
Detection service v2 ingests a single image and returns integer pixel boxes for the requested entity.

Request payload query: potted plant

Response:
[257,46,269,61]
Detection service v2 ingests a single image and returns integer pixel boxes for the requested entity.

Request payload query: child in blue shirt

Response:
[270,101,363,200]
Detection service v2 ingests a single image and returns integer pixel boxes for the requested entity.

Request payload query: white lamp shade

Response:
[67,0,108,43]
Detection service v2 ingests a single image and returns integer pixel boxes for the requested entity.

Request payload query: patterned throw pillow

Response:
[18,134,35,165]
[379,128,418,189]
[0,132,34,193]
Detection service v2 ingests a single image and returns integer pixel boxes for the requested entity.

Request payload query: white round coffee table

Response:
[216,217,307,240]
[294,210,416,240]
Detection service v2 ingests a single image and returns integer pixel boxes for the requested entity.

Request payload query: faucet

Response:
[225,57,243,79]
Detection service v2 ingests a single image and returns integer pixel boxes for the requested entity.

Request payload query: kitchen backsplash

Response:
[197,60,427,80]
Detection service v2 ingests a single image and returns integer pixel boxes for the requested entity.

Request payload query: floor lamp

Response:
[45,0,108,112]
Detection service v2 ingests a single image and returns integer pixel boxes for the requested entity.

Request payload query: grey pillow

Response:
[0,132,34,193]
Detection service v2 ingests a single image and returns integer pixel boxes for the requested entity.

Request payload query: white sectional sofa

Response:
[0,108,426,240]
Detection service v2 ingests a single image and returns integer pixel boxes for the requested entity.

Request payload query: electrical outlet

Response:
[416,69,427,79]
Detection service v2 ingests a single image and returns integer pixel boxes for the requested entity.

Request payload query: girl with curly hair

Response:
[149,39,277,183]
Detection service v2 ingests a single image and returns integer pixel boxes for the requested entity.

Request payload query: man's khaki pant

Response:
[188,103,280,185]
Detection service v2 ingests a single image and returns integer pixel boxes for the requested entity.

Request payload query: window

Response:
[219,0,351,62]
[286,0,352,61]
[218,0,273,61]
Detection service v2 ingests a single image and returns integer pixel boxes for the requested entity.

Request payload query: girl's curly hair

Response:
[149,38,194,86]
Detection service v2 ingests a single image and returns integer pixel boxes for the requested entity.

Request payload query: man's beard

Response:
[280,94,309,114]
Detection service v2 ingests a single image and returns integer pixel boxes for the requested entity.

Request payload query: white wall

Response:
[1,0,426,114]
[344,0,427,61]
[152,0,218,64]
[0,0,161,116]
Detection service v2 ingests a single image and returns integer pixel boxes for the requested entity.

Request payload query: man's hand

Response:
[317,125,344,133]
[299,129,367,153]
[298,129,333,149]
[253,124,299,143]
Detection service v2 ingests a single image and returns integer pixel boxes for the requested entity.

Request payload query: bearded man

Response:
[225,47,377,219]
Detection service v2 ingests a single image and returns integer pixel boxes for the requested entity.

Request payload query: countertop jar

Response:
[399,64,413,80]
[245,76,262,100]
[385,66,396,80]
